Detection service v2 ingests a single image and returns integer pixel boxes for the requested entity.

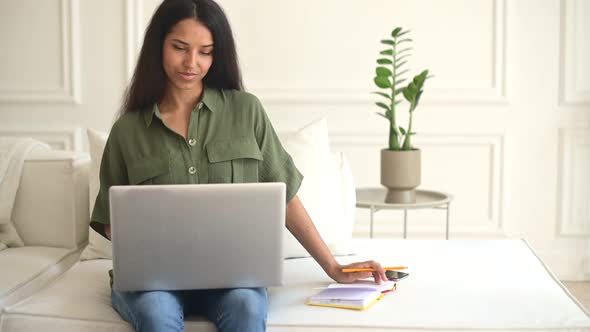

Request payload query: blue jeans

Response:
[111,288,268,332]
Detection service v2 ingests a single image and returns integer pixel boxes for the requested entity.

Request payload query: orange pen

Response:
[342,266,407,273]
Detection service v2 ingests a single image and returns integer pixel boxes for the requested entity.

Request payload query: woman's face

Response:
[162,19,214,92]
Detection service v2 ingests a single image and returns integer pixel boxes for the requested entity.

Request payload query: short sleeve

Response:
[253,98,303,203]
[90,129,128,239]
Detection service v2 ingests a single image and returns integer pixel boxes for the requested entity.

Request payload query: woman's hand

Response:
[328,260,389,285]
[284,196,389,285]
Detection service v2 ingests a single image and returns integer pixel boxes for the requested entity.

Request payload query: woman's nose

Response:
[183,49,197,69]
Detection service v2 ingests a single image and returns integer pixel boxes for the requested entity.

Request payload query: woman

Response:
[90,0,388,331]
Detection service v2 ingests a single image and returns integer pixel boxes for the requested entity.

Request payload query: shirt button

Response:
[188,166,197,175]
[188,138,196,146]
[197,102,204,110]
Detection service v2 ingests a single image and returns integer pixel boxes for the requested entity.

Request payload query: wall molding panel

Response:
[0,128,83,151]
[557,128,590,236]
[0,0,81,104]
[559,0,590,105]
[125,0,144,82]
[250,0,507,106]
[124,0,507,106]
[330,133,505,235]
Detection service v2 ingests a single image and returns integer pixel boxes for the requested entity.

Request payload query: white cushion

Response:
[0,139,49,249]
[5,240,590,331]
[1,260,215,332]
[87,129,107,219]
[0,246,79,309]
[13,150,90,249]
[79,129,110,261]
[81,120,356,260]
[0,224,23,249]
[279,118,355,258]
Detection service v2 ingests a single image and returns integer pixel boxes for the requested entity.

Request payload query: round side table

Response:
[356,188,453,239]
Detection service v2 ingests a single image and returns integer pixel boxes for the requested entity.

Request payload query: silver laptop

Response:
[109,182,285,291]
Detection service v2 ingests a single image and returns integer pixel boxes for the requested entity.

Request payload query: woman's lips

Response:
[179,72,197,81]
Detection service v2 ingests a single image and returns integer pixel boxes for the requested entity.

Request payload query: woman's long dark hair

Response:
[120,0,243,115]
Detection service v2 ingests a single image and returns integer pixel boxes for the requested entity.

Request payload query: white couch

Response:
[2,148,590,332]
[0,150,89,311]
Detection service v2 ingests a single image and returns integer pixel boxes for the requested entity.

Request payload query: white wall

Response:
[0,0,588,280]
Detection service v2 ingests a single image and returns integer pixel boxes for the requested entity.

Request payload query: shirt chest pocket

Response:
[127,156,171,185]
[206,137,263,184]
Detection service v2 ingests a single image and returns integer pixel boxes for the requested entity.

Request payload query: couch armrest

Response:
[12,150,91,249]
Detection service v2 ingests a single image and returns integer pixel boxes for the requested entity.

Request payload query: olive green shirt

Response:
[90,87,303,239]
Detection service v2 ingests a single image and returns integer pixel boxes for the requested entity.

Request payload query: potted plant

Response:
[373,27,430,203]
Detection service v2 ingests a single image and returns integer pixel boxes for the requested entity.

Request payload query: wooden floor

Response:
[563,281,590,312]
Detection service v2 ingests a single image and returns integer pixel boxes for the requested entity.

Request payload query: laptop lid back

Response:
[109,183,285,291]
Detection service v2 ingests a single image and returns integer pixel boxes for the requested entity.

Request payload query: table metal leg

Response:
[403,209,407,239]
[370,206,374,239]
[445,203,450,240]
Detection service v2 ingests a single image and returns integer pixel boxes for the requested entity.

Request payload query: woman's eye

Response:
[173,45,185,51]
[200,51,212,56]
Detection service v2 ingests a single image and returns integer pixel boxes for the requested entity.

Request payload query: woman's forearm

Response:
[285,195,339,277]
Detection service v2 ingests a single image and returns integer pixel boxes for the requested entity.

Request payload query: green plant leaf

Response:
[403,86,415,102]
[395,60,408,68]
[395,100,402,106]
[394,87,405,96]
[377,58,393,65]
[399,126,407,135]
[395,54,411,63]
[406,70,429,108]
[375,112,388,120]
[379,49,394,56]
[391,27,403,37]
[380,39,395,45]
[371,91,392,100]
[397,47,413,55]
[395,78,407,86]
[412,90,423,109]
[416,69,429,84]
[375,102,391,111]
[376,66,392,77]
[397,69,409,77]
[413,75,424,86]
[374,76,391,88]
[397,38,413,44]
[396,30,410,38]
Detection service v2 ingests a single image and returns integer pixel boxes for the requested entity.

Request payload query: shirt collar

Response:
[143,86,221,127]
[201,85,221,113]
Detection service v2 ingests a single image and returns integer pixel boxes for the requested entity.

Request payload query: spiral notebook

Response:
[307,280,396,310]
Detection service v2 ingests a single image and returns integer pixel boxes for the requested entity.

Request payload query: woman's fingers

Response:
[355,271,372,279]
[366,260,387,284]
[359,260,387,283]
[372,271,381,284]
[343,260,388,283]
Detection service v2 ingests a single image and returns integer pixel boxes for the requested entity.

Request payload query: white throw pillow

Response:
[79,128,111,260]
[0,224,23,249]
[0,138,50,249]
[80,119,356,260]
[279,118,354,258]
